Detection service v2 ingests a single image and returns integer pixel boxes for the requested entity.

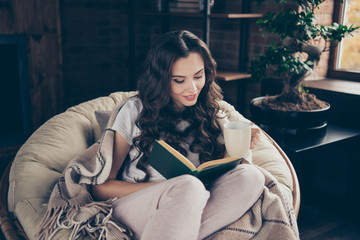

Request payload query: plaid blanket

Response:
[36,101,299,240]
[205,166,299,240]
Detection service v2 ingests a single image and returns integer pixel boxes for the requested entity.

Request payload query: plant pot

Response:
[250,96,331,137]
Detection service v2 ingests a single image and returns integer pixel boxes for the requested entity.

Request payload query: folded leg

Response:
[198,164,265,239]
[112,175,210,240]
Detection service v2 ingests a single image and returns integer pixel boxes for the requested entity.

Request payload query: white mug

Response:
[223,121,251,158]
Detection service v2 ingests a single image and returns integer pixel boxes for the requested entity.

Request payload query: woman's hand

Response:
[250,123,261,149]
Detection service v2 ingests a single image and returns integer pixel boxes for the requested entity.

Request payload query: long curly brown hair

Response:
[133,30,225,182]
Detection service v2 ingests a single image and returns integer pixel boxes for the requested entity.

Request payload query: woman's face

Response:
[170,52,206,110]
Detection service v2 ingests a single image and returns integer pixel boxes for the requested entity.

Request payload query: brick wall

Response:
[307,0,334,80]
[60,0,129,108]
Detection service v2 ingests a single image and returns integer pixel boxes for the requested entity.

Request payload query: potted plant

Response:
[249,0,359,136]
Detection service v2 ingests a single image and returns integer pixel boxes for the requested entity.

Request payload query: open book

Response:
[147,140,243,184]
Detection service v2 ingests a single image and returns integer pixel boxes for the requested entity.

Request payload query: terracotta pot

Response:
[250,96,331,137]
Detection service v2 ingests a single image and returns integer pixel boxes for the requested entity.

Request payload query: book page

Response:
[157,140,196,171]
[196,156,242,171]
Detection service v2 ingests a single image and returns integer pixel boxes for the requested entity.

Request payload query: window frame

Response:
[327,1,360,82]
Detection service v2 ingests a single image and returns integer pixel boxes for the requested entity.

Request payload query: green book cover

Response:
[147,140,243,184]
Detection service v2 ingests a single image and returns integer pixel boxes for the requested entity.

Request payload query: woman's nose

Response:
[187,79,197,91]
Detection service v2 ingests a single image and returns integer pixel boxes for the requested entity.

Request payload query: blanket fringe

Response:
[36,200,133,240]
[36,206,64,239]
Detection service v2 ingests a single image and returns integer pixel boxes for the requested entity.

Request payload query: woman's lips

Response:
[184,94,197,101]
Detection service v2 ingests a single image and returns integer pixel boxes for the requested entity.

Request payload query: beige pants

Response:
[112,164,265,240]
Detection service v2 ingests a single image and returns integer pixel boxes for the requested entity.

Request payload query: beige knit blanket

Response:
[36,101,299,240]
[205,166,299,240]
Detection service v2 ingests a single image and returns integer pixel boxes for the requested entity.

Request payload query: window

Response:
[328,0,360,81]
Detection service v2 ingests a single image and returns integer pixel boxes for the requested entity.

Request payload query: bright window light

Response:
[336,0,360,73]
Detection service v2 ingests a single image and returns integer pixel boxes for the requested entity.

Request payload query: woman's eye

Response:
[194,75,203,79]
[173,79,184,84]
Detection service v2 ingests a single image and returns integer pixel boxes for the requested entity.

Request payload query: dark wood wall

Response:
[0,0,63,129]
[60,0,130,108]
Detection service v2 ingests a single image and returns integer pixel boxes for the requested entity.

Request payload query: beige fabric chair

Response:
[0,91,300,240]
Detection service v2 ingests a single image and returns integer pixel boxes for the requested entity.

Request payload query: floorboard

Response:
[298,203,360,240]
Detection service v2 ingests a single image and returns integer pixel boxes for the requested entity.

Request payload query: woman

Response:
[91,30,264,240]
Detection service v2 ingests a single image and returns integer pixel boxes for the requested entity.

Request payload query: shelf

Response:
[137,12,202,17]
[211,13,263,19]
[216,71,251,81]
[137,12,263,19]
[305,78,360,96]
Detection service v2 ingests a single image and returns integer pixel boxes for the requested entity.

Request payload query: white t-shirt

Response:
[112,98,203,183]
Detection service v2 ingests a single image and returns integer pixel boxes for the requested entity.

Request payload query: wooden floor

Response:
[297,203,360,240]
